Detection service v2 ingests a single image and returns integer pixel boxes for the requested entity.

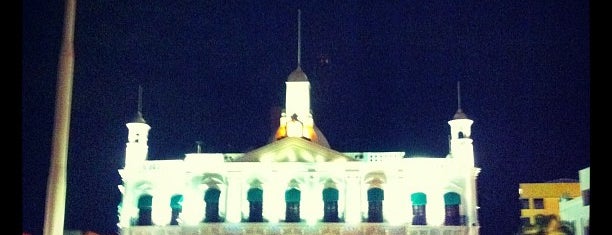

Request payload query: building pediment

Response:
[235,137,356,163]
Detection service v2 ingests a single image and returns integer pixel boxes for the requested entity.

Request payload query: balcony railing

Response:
[122,223,476,235]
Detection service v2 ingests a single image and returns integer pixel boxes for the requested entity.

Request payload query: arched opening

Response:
[284,188,301,222]
[204,188,222,222]
[137,194,153,226]
[169,194,183,225]
[322,187,340,222]
[443,192,462,225]
[411,192,427,225]
[247,188,264,222]
[367,188,384,223]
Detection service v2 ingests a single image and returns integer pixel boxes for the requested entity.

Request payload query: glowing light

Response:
[275,124,287,140]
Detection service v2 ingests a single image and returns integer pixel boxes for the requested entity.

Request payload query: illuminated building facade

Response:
[117,11,481,235]
[559,167,590,235]
[518,181,581,227]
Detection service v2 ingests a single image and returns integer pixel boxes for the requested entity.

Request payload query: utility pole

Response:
[43,0,76,234]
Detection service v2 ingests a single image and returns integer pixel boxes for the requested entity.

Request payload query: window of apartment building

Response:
[583,189,590,206]
[520,217,531,226]
[533,198,544,209]
[520,199,530,209]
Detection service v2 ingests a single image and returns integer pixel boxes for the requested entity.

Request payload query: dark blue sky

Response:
[23,1,590,234]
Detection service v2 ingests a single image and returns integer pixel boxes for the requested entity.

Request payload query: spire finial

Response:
[457,81,461,111]
[297,9,301,67]
[131,85,147,123]
[138,85,143,114]
[452,80,468,119]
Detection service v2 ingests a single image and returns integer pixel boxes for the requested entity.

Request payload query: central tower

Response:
[274,9,329,148]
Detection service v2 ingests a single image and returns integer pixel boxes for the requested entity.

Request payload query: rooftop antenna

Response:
[297,9,301,67]
[196,141,203,153]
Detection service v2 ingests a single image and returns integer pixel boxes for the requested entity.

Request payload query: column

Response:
[264,170,283,223]
[387,173,409,225]
[344,170,362,224]
[225,171,243,223]
[466,168,481,235]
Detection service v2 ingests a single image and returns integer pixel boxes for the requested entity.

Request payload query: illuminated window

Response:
[533,198,544,209]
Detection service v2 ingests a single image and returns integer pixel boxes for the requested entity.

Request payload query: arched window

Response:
[411,192,427,225]
[137,194,153,226]
[169,194,183,225]
[367,188,384,223]
[204,188,221,222]
[285,188,301,222]
[443,192,462,226]
[247,188,264,222]
[322,187,340,222]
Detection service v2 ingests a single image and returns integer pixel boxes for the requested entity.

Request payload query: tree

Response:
[518,214,574,235]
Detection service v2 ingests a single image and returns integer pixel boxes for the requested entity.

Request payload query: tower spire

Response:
[453,80,468,119]
[132,85,146,123]
[138,85,143,114]
[273,9,329,148]
[457,81,461,111]
[125,85,151,168]
[297,9,301,67]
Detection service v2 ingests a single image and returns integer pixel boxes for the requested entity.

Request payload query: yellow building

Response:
[519,181,581,226]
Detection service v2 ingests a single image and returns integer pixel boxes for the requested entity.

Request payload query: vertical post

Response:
[43,0,76,234]
[225,171,243,223]
[467,169,481,235]
[344,171,362,224]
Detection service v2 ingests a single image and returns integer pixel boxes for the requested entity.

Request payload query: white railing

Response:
[122,223,476,235]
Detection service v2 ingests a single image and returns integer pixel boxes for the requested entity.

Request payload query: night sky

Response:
[22,1,590,234]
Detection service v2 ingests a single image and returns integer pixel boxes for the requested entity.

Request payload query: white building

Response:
[559,167,590,235]
[117,11,481,235]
